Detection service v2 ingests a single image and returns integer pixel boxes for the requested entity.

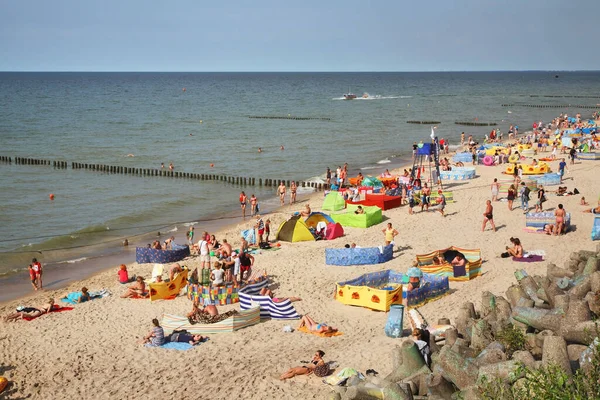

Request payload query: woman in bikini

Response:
[250,194,258,216]
[279,350,325,380]
[554,203,566,236]
[239,191,248,218]
[290,181,297,205]
[298,315,337,334]
[4,298,55,322]
[120,276,147,298]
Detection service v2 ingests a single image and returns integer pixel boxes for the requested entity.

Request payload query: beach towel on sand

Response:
[298,325,343,337]
[145,342,194,351]
[23,306,74,321]
[513,255,544,263]
[61,289,110,304]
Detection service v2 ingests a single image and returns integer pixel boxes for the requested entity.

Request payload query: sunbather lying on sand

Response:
[168,332,206,346]
[279,350,325,380]
[259,288,301,303]
[298,315,338,334]
[120,276,147,298]
[4,298,55,322]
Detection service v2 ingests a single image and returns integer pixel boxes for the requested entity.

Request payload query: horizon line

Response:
[1,70,599,73]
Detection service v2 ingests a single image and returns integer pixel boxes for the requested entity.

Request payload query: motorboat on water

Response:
[343,87,357,100]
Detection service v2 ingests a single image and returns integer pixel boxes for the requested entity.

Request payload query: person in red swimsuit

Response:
[31,258,43,290]
[239,191,248,218]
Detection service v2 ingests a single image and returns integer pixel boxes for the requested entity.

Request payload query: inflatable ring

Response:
[483,156,494,166]
[508,154,519,163]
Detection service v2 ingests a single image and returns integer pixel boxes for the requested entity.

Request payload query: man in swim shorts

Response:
[277,182,286,206]
[482,200,496,232]
[436,190,446,217]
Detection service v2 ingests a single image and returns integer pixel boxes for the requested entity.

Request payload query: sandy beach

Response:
[1,136,599,399]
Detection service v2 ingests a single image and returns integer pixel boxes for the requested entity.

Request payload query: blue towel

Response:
[61,292,86,304]
[159,342,194,351]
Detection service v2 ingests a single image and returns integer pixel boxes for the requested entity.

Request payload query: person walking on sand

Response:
[507,184,516,211]
[482,200,496,232]
[326,167,331,186]
[491,178,500,202]
[520,182,530,214]
[558,158,567,183]
[239,191,248,218]
[436,190,446,217]
[421,183,431,212]
[382,222,399,246]
[535,185,546,212]
[277,181,286,206]
[290,181,297,205]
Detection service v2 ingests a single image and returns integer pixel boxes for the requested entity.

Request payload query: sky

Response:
[0,0,598,72]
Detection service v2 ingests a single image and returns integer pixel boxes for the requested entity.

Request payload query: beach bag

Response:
[313,364,330,378]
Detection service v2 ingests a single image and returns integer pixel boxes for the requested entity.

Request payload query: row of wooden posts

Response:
[501,104,599,109]
[0,156,327,190]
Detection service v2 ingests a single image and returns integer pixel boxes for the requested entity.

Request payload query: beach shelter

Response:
[361,176,384,189]
[322,192,346,211]
[305,212,334,229]
[276,216,315,243]
[325,222,344,240]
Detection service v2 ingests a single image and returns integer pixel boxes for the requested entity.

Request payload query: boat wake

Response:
[332,94,411,101]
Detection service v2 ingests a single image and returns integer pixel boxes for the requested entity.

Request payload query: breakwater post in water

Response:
[0,155,328,191]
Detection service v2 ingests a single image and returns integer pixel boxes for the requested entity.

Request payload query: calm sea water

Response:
[1,71,599,276]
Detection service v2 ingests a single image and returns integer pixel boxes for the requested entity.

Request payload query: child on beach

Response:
[265,219,271,242]
[31,258,42,290]
[28,264,37,291]
[118,264,136,284]
[211,262,224,287]
[187,226,194,245]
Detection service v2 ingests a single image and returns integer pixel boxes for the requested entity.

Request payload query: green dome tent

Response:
[322,192,346,211]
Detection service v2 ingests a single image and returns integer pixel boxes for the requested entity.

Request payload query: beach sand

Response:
[1,146,599,399]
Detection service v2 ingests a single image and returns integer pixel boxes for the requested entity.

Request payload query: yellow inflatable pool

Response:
[517,144,532,151]
[505,163,550,175]
[484,147,510,156]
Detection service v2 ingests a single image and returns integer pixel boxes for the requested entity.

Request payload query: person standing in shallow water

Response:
[277,181,286,206]
[239,191,248,218]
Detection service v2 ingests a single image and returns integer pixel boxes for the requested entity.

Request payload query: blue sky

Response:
[0,0,597,71]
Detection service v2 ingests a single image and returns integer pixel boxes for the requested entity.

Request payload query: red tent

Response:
[325,222,344,240]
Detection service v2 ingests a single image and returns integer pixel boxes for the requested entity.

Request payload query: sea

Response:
[1,71,599,296]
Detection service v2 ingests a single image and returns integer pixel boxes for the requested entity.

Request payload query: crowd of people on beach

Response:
[4,107,599,396]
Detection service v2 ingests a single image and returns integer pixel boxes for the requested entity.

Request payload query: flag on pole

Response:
[430,127,435,140]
